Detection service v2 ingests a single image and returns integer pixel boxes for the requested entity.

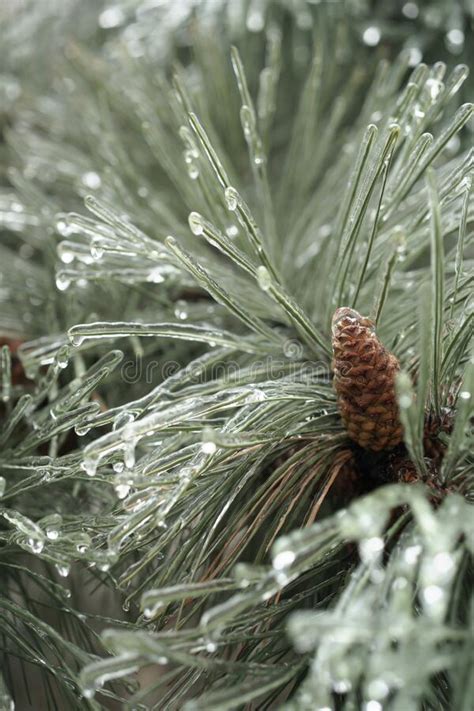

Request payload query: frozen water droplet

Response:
[56,563,70,577]
[90,239,104,260]
[407,46,422,66]
[359,536,384,564]
[56,346,70,369]
[28,537,44,554]
[201,440,217,455]
[147,267,165,284]
[333,680,351,694]
[459,390,471,400]
[44,514,62,540]
[404,544,422,565]
[206,640,217,652]
[399,393,412,409]
[124,441,136,469]
[82,458,97,477]
[115,483,130,499]
[174,300,188,320]
[362,26,381,46]
[113,461,125,473]
[76,534,91,553]
[71,336,85,348]
[422,584,444,605]
[58,244,75,264]
[226,225,238,238]
[273,550,295,570]
[82,172,101,189]
[188,163,199,180]
[365,702,383,711]
[38,468,52,482]
[246,9,264,32]
[446,29,464,51]
[98,6,125,28]
[257,266,271,291]
[75,423,90,436]
[425,78,443,101]
[113,411,135,430]
[240,104,255,140]
[224,187,239,211]
[402,2,419,19]
[393,577,408,595]
[179,467,193,484]
[188,212,204,236]
[56,272,71,292]
[367,679,390,700]
[56,217,72,237]
[394,232,407,261]
[432,551,455,575]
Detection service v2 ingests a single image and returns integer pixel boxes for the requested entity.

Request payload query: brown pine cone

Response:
[332,307,403,451]
[388,450,454,500]
[423,408,454,464]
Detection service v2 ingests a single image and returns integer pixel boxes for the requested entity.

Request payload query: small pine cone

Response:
[332,307,403,451]
[423,408,454,464]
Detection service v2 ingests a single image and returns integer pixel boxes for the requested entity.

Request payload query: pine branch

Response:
[0,1,473,708]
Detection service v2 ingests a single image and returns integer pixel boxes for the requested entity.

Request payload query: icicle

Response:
[55,562,71,578]
[113,410,135,431]
[55,271,72,292]
[188,211,205,236]
[2,510,45,554]
[224,186,239,211]
[81,458,98,477]
[1,346,12,403]
[41,513,63,540]
[142,579,236,619]
[80,654,139,700]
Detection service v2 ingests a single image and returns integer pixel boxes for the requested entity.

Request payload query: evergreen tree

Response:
[0,2,472,709]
